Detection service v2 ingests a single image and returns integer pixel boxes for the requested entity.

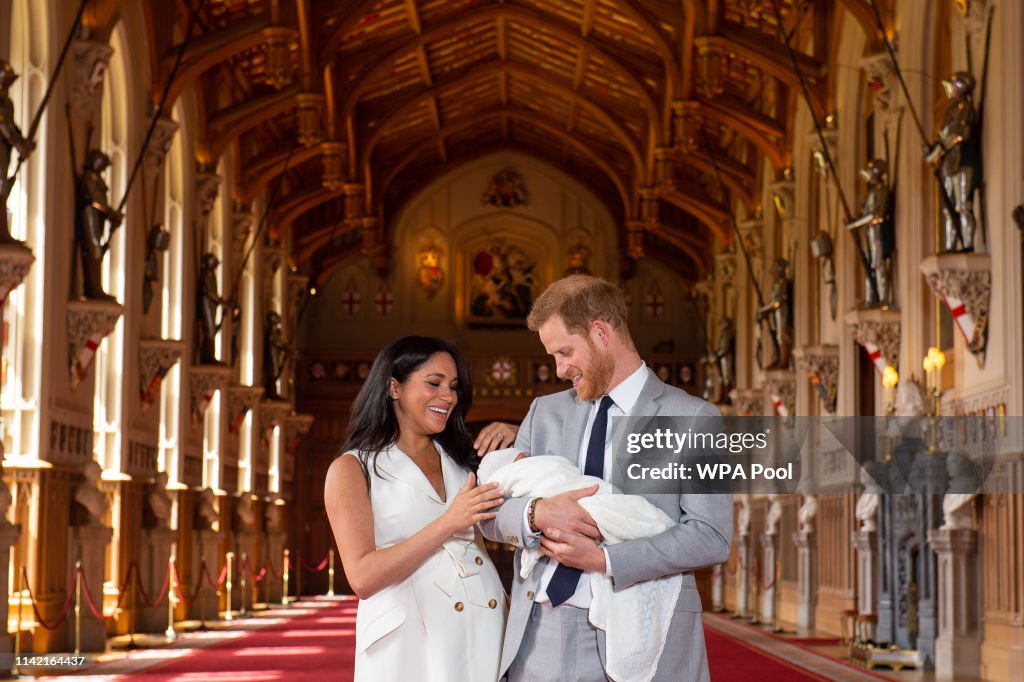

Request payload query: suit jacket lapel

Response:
[561,392,592,464]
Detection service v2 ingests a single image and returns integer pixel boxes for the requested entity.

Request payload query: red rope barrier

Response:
[18,566,76,631]
[77,564,133,621]
[170,561,195,607]
[299,552,329,572]
[134,560,171,608]
[242,555,266,583]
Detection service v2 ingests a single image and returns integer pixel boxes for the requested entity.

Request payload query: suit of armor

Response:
[0,62,35,243]
[846,159,894,307]
[76,150,121,300]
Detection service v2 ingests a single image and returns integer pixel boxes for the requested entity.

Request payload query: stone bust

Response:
[146,471,172,528]
[196,487,218,530]
[797,494,818,534]
[73,460,107,525]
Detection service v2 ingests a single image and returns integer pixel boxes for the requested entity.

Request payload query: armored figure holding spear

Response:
[76,149,123,300]
[0,61,36,243]
[924,72,981,252]
[846,159,894,307]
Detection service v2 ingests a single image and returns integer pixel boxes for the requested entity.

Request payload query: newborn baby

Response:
[478,448,681,682]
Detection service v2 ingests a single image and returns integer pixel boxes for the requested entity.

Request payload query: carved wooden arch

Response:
[695,100,789,172]
[162,15,271,106]
[376,110,632,217]
[667,149,757,211]
[360,62,645,181]
[204,85,301,164]
[337,5,662,134]
[320,0,679,84]
[236,144,324,204]
[836,0,888,50]
[646,225,711,275]
[660,188,730,244]
[269,186,342,239]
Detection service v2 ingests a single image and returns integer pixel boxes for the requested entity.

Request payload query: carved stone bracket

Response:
[258,400,292,437]
[764,369,796,418]
[67,299,123,388]
[806,120,839,182]
[920,253,991,363]
[737,217,763,261]
[861,51,900,117]
[958,0,992,73]
[189,365,232,421]
[194,172,222,225]
[143,116,180,174]
[729,387,763,417]
[321,141,346,190]
[295,93,325,146]
[72,39,113,119]
[227,384,264,435]
[139,338,185,409]
[671,100,699,153]
[795,344,839,414]
[232,209,256,267]
[284,413,314,452]
[845,307,901,375]
[715,252,736,282]
[0,242,35,302]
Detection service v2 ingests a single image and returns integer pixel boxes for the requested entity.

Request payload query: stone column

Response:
[138,527,176,632]
[712,562,725,612]
[192,529,223,621]
[265,530,287,603]
[760,532,777,625]
[234,530,258,612]
[794,530,817,631]
[853,529,878,642]
[69,524,114,651]
[929,528,980,679]
[736,532,751,618]
[0,521,21,675]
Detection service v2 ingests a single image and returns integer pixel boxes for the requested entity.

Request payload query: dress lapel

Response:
[374,445,445,503]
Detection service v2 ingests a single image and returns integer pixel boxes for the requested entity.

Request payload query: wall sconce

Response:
[417,243,444,297]
[923,347,946,452]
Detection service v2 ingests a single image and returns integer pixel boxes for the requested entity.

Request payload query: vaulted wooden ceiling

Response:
[138,0,887,282]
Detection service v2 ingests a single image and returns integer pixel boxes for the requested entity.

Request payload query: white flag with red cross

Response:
[375,287,394,316]
[770,392,789,418]
[859,340,889,376]
[342,288,360,315]
[70,331,106,388]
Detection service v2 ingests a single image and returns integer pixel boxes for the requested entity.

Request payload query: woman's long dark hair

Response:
[340,336,477,481]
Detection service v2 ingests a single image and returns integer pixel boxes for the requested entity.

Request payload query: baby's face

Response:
[514,452,528,462]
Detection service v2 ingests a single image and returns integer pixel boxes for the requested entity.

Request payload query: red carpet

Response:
[120,599,357,681]
[705,627,832,681]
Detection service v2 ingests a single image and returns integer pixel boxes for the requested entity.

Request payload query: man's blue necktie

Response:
[546,395,614,606]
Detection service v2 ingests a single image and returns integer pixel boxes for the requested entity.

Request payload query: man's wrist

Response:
[527,497,544,534]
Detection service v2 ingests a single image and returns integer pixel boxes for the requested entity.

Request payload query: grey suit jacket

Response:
[480,367,733,679]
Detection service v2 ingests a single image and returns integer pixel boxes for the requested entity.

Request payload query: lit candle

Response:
[882,365,899,411]
[923,353,934,390]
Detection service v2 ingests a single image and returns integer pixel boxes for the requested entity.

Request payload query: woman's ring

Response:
[497,433,504,441]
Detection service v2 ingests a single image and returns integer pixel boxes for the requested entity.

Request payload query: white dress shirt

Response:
[524,361,647,608]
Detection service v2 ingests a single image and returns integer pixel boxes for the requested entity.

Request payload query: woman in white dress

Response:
[325,336,507,682]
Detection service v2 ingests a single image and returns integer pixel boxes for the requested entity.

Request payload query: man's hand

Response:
[534,486,601,541]
[540,527,606,573]
[474,422,519,455]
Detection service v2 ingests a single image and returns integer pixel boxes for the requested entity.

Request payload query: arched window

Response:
[2,0,49,461]
[158,100,187,484]
[92,25,129,472]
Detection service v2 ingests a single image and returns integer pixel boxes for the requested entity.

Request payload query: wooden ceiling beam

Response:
[321,0,678,84]
[338,6,660,130]
[659,188,730,243]
[416,45,432,87]
[573,47,588,91]
[646,224,710,274]
[581,0,597,37]
[692,99,788,171]
[204,85,302,164]
[359,61,644,180]
[496,17,507,60]
[163,15,270,105]
[269,186,342,239]
[236,143,324,204]
[404,0,422,35]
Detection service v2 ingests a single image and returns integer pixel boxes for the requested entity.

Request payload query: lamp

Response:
[922,347,946,452]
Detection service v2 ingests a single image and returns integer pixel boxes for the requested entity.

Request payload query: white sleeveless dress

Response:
[348,444,506,682]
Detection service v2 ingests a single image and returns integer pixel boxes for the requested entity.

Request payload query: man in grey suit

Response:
[481,275,732,681]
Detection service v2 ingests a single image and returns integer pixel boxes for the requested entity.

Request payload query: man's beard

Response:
[575,343,614,401]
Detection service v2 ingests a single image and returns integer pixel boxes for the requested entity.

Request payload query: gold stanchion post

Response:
[13,567,24,675]
[74,559,82,655]
[119,565,139,649]
[327,549,335,597]
[197,557,209,631]
[165,556,177,640]
[295,552,302,603]
[224,551,234,621]
[282,549,290,606]
[240,552,248,616]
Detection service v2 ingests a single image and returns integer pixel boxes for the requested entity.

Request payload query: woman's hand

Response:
[442,473,504,533]
[474,422,520,455]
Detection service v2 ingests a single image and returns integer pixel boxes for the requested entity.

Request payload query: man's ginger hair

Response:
[527,275,634,347]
